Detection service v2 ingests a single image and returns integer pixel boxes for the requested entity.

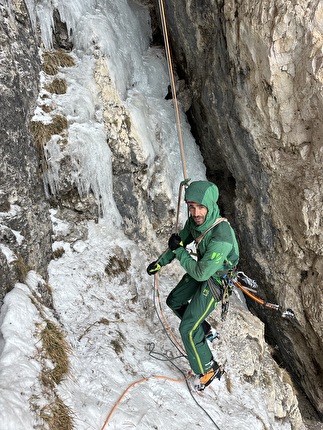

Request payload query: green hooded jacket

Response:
[159,181,239,282]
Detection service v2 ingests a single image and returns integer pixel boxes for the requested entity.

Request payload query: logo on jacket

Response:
[202,287,210,297]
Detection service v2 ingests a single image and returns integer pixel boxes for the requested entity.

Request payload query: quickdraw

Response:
[207,275,234,321]
[220,281,231,321]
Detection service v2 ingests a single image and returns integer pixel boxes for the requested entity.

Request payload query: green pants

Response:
[166,273,218,375]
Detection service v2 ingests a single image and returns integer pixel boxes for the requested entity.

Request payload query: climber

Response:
[147,180,239,391]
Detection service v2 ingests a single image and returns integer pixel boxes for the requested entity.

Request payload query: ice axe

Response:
[232,278,296,320]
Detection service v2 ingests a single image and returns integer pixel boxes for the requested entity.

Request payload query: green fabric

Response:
[157,180,240,375]
[166,274,217,374]
[159,181,239,282]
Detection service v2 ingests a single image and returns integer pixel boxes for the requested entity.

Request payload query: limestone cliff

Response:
[0,0,322,425]
[0,0,52,303]
[159,0,323,417]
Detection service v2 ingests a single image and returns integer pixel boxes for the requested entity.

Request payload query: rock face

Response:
[159,0,323,417]
[0,0,322,424]
[209,292,305,429]
[0,1,52,304]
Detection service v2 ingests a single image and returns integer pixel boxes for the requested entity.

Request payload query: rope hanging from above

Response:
[157,0,188,182]
[157,0,192,232]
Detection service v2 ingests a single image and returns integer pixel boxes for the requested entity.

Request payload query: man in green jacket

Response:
[147,180,239,391]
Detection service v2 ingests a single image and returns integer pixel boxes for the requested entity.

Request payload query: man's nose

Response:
[194,207,201,216]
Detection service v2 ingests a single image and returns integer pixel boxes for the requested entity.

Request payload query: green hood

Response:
[184,181,220,232]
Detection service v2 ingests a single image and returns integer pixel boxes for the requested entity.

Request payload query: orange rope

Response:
[155,273,186,354]
[100,273,191,429]
[157,0,188,181]
[100,372,192,429]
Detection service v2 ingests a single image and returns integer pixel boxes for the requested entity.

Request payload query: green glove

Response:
[147,261,161,276]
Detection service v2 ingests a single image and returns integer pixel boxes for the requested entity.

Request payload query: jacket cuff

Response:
[173,246,186,258]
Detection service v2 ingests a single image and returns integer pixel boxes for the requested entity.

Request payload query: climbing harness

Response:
[207,271,236,321]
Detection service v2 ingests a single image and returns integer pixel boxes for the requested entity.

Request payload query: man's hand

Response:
[147,261,161,276]
[168,233,183,251]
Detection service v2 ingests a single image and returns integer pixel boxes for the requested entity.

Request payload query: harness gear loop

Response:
[220,277,233,321]
[207,270,236,321]
[157,0,188,182]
